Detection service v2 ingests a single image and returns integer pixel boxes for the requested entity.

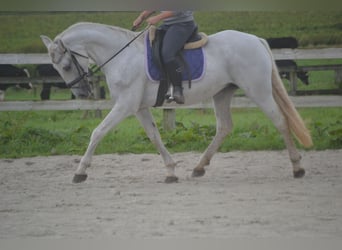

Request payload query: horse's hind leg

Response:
[192,86,236,177]
[136,108,178,183]
[251,94,305,177]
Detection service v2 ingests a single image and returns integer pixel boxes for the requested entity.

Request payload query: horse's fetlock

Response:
[166,162,177,169]
[291,154,302,164]
[80,161,90,168]
[202,156,211,166]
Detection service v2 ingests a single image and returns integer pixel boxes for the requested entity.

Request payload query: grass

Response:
[1,107,341,158]
[0,11,342,53]
[0,11,341,158]
[195,11,342,47]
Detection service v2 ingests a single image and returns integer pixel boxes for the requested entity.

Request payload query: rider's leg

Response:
[161,21,196,104]
[165,59,184,104]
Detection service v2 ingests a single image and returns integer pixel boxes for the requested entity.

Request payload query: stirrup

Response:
[173,86,185,104]
[165,86,184,104]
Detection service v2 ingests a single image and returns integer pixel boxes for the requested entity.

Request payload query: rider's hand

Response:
[133,16,143,28]
[146,15,162,25]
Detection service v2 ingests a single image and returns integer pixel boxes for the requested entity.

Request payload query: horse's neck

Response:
[63,23,141,66]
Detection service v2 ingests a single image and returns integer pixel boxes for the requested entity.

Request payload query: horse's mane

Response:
[57,22,141,42]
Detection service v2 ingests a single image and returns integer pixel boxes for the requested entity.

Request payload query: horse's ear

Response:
[40,35,53,48]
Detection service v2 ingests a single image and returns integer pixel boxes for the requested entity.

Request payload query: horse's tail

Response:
[259,38,313,148]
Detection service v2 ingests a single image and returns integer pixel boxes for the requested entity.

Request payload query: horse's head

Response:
[40,35,92,99]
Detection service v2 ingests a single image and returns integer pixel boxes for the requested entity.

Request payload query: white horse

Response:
[41,22,312,183]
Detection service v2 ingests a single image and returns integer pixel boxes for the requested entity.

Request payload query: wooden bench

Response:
[277,64,342,95]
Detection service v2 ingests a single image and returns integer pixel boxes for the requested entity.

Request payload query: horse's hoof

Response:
[72,174,88,183]
[192,168,205,178]
[293,168,305,178]
[165,176,179,183]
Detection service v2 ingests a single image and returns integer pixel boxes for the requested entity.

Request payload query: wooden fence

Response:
[1,49,342,129]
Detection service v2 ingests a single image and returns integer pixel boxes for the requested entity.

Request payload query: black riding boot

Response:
[165,61,184,104]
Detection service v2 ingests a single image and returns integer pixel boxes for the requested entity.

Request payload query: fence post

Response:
[163,109,176,131]
[289,70,297,95]
[335,69,342,88]
[91,77,102,118]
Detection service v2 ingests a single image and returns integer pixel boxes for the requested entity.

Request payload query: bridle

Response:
[62,25,150,88]
[64,49,89,88]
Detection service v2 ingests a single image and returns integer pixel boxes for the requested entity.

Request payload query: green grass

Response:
[0,11,342,53]
[1,107,341,158]
[0,12,139,53]
[195,11,342,47]
[1,11,341,158]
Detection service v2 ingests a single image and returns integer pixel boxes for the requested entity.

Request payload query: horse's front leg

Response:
[72,104,132,183]
[136,108,178,183]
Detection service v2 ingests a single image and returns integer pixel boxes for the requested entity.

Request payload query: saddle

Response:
[149,25,208,107]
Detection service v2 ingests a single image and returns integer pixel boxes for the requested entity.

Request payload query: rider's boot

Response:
[165,60,184,104]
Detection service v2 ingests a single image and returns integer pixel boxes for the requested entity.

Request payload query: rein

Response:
[66,25,150,88]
